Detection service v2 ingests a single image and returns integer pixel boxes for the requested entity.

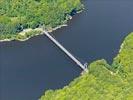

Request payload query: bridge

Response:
[43,31,88,72]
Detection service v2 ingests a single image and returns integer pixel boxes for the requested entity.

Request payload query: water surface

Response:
[1,0,133,100]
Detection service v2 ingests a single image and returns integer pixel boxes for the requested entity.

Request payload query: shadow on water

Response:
[1,0,133,100]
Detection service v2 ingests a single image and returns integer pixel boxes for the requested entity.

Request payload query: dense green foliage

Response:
[0,0,83,40]
[113,33,133,76]
[40,33,133,100]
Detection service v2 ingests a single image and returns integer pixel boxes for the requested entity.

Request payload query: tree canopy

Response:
[40,33,133,100]
[0,0,83,40]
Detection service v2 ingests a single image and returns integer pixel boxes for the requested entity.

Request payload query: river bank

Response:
[1,0,133,99]
[0,24,68,42]
[0,12,83,42]
[0,0,83,42]
[40,32,133,100]
[0,19,70,42]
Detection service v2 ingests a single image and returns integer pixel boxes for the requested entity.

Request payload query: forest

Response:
[0,0,83,40]
[40,32,133,100]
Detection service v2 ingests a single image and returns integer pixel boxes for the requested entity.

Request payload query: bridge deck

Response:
[43,31,88,72]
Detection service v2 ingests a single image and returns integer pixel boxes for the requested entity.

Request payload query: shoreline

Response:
[0,24,68,42]
[0,11,82,43]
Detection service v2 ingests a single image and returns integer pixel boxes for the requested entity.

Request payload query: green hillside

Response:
[40,33,133,100]
[0,0,83,41]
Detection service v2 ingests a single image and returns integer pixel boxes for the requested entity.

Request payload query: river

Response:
[0,0,133,100]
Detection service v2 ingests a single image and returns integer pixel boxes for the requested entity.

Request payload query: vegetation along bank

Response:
[0,0,83,42]
[40,32,133,100]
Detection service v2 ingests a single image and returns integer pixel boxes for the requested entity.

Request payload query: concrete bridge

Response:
[43,31,88,72]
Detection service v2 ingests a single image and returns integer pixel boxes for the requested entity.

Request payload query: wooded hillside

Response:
[0,0,83,40]
[40,33,133,100]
